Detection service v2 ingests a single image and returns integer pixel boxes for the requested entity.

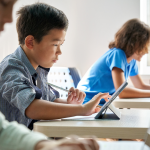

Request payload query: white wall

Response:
[0,0,140,76]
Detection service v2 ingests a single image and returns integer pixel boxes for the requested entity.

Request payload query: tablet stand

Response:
[97,103,121,120]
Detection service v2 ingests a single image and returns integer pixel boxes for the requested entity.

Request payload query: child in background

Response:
[77,19,150,106]
[0,2,110,130]
[0,1,99,150]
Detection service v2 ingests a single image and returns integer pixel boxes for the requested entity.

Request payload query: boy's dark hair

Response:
[109,19,150,57]
[16,3,69,45]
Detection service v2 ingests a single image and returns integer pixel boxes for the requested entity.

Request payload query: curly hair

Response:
[109,19,150,57]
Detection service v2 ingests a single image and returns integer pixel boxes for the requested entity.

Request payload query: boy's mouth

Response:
[53,59,58,63]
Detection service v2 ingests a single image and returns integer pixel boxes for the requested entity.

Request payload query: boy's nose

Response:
[57,47,62,55]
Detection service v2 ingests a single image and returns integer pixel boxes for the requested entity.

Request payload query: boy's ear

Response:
[25,35,34,49]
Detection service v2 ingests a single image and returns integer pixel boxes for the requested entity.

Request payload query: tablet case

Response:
[95,103,121,120]
[95,81,128,120]
[62,81,128,121]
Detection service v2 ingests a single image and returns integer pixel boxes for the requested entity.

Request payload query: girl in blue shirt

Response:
[77,19,150,105]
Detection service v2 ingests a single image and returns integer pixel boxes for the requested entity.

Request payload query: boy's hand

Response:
[82,92,111,116]
[35,135,99,150]
[67,87,86,105]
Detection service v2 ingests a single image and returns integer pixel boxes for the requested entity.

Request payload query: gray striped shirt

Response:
[0,46,56,127]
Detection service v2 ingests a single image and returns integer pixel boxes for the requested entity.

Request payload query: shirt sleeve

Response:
[130,60,139,76]
[106,49,126,72]
[0,112,47,150]
[0,63,36,117]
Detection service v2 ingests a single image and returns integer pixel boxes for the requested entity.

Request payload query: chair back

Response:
[48,67,81,99]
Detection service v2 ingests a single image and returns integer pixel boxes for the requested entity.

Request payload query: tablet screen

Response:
[95,80,128,119]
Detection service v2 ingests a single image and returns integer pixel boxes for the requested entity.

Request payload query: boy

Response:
[0,2,110,130]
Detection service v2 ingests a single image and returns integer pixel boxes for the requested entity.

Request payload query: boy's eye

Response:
[53,44,63,46]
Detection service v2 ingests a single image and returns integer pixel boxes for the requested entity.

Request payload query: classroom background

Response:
[0,0,150,83]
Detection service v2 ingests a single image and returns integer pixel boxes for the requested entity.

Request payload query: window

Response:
[140,0,150,74]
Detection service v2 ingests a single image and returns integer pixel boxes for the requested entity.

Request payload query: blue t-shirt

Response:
[77,48,138,105]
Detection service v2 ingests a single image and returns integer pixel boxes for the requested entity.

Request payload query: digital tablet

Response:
[95,80,128,119]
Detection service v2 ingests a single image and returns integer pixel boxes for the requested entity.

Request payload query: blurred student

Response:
[0,0,100,150]
[77,19,150,106]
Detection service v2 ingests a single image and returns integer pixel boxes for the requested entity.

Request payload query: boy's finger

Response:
[74,89,79,100]
[97,93,111,100]
[92,93,108,102]
[69,87,76,96]
[78,92,83,102]
[83,92,86,99]
[104,97,109,102]
[94,107,100,113]
[108,95,112,98]
[78,91,86,102]
[67,94,73,103]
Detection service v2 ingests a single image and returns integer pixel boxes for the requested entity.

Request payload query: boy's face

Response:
[0,0,16,32]
[32,29,66,68]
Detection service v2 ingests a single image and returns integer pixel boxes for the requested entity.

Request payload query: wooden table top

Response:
[113,98,150,108]
[34,109,150,139]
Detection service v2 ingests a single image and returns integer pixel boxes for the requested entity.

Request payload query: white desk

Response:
[34,109,150,139]
[113,98,150,108]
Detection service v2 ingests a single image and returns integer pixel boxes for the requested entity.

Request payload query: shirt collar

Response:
[14,46,37,76]
[38,65,50,72]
